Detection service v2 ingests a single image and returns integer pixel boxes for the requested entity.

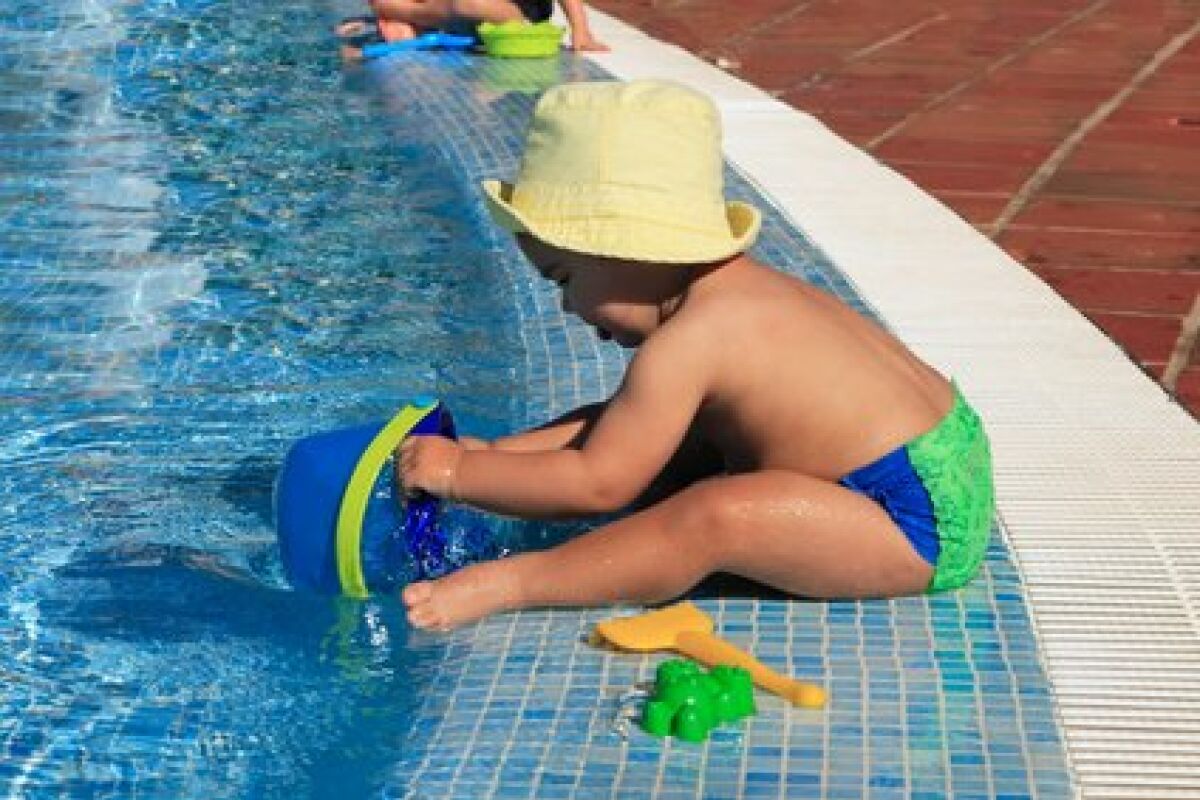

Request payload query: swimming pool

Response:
[0,0,537,794]
[0,0,1073,797]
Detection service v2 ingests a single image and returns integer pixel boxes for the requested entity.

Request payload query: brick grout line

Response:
[1163,292,1200,391]
[863,0,1113,151]
[1007,194,1200,209]
[719,1,822,57]
[1005,227,1200,238]
[783,11,949,97]
[988,18,1200,237]
[846,12,948,62]
[1074,309,1195,320]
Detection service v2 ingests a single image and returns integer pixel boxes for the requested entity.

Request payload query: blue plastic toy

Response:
[362,31,477,59]
[274,399,457,597]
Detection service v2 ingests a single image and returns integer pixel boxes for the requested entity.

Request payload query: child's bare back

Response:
[661,253,952,482]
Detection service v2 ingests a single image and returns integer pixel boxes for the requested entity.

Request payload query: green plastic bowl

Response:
[478,21,565,58]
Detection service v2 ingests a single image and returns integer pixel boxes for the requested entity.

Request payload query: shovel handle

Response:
[674,630,826,708]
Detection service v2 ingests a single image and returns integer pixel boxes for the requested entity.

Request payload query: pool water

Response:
[0,0,555,795]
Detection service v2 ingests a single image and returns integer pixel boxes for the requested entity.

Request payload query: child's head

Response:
[483,79,761,344]
[515,233,699,346]
[484,79,760,264]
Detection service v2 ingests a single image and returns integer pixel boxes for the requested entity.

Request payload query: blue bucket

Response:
[274,400,456,596]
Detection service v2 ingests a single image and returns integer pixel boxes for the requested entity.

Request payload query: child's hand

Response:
[396,436,463,500]
[569,30,609,52]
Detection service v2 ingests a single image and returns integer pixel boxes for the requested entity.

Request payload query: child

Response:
[397,80,995,631]
[337,0,607,55]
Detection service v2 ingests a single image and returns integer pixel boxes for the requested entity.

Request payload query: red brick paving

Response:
[590,0,1200,416]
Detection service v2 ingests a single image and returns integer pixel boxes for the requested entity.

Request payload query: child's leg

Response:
[403,471,934,630]
[369,0,526,29]
[367,0,447,34]
[333,12,416,49]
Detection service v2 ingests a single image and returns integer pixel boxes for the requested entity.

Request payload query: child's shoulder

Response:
[687,257,815,318]
[649,265,801,356]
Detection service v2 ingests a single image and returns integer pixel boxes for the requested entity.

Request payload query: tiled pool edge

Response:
[579,11,1200,799]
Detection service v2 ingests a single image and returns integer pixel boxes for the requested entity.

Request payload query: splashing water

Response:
[360,465,507,593]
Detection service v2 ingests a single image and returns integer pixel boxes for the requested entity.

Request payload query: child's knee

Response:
[666,480,748,551]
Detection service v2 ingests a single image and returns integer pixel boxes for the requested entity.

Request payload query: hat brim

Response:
[482,180,761,264]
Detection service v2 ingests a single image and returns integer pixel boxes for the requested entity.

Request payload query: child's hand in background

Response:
[569,31,609,52]
[396,435,464,500]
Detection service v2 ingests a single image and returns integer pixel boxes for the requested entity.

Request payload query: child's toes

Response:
[403,581,449,630]
[402,580,433,608]
[406,603,440,630]
[333,17,370,37]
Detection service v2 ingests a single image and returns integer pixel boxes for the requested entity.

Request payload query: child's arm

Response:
[413,404,602,487]
[557,0,608,52]
[468,402,605,453]
[400,330,705,517]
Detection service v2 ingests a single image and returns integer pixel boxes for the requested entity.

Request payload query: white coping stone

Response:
[571,7,1200,799]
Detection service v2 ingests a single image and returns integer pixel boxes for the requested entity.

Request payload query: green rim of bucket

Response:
[478,21,564,58]
[335,401,438,598]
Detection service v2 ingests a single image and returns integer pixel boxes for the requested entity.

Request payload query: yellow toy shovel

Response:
[593,601,827,708]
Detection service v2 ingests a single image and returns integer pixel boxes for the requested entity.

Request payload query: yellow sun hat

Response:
[482,79,761,264]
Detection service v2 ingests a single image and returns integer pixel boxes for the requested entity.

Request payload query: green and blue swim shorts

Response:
[839,387,995,593]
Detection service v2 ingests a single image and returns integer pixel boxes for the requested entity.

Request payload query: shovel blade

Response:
[593,601,714,652]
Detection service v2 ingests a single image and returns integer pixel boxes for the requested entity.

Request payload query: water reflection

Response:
[2,0,204,399]
[0,0,525,795]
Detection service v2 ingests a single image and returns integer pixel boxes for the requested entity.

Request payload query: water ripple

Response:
[1,0,527,795]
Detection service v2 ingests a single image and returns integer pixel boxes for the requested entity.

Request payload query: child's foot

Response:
[334,16,380,43]
[333,15,416,61]
[402,559,522,630]
[334,16,380,61]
